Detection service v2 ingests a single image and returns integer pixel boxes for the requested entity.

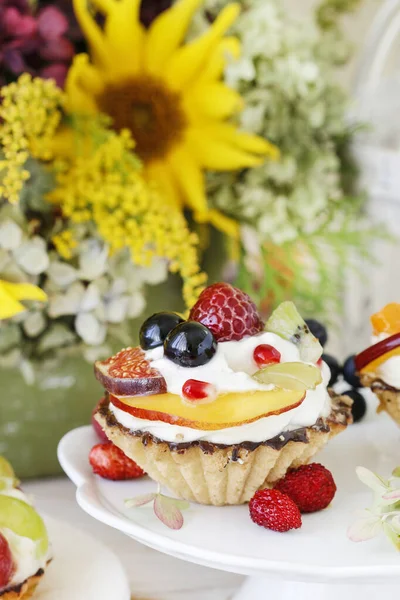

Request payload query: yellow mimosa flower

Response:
[66,0,279,238]
[0,281,47,320]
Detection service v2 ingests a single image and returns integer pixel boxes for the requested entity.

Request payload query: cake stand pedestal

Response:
[232,578,400,600]
[58,420,400,600]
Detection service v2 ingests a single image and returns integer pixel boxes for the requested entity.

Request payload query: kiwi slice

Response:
[0,456,19,491]
[253,362,322,391]
[265,301,323,363]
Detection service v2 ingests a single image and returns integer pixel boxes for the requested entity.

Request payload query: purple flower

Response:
[140,0,173,28]
[0,0,76,87]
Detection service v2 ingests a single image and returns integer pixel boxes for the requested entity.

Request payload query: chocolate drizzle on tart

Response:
[0,568,44,597]
[98,391,351,458]
[370,378,400,394]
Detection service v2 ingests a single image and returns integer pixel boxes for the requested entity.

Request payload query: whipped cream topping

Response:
[109,332,332,444]
[370,333,400,389]
[145,332,303,396]
[1,528,47,588]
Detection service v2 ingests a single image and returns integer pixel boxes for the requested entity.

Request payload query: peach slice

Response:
[110,389,306,430]
[371,303,400,335]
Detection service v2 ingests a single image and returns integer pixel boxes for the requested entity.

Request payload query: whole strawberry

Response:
[89,443,145,481]
[275,463,336,513]
[249,489,302,532]
[189,283,264,342]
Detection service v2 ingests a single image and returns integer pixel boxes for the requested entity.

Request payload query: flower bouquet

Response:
[0,0,373,477]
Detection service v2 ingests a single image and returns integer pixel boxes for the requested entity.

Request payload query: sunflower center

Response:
[97,77,186,162]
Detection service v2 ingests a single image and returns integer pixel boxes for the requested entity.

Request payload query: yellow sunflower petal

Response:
[145,0,204,75]
[168,147,208,218]
[0,282,47,320]
[165,3,241,90]
[200,37,241,82]
[184,83,243,122]
[104,0,144,74]
[207,209,239,239]
[186,129,264,170]
[1,282,48,303]
[0,289,25,320]
[65,54,101,113]
[206,123,279,158]
[73,0,110,68]
[146,161,181,209]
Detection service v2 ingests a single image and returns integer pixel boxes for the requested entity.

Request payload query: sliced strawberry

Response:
[94,347,167,397]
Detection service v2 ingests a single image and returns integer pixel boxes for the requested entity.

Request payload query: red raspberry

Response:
[275,463,336,513]
[89,443,146,481]
[189,283,264,342]
[249,489,302,532]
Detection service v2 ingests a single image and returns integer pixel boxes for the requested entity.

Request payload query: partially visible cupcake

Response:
[95,283,352,506]
[356,303,400,426]
[0,457,50,599]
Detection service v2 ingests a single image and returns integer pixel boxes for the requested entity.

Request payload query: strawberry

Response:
[189,282,264,342]
[249,489,302,532]
[275,463,336,513]
[89,443,145,481]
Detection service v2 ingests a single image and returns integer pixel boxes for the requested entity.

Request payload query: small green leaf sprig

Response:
[348,466,400,550]
[125,486,190,530]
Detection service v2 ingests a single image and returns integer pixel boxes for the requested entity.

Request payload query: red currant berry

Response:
[317,357,323,367]
[182,379,216,403]
[253,344,281,367]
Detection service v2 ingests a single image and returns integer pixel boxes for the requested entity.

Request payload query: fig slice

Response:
[94,347,167,397]
[355,333,400,372]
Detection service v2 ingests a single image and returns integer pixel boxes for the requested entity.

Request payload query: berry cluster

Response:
[306,320,366,423]
[249,463,336,532]
[139,283,264,370]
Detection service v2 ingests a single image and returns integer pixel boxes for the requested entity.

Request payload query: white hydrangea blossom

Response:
[0,201,169,378]
[195,0,352,243]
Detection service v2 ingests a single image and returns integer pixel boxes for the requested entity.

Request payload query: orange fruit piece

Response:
[371,303,400,335]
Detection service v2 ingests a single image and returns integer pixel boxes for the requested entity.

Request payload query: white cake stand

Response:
[58,407,400,600]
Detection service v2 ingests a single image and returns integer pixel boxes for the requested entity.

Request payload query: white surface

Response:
[58,401,400,584]
[24,480,242,600]
[36,516,130,600]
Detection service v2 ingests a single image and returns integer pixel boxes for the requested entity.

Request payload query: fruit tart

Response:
[0,457,50,599]
[94,283,352,506]
[356,303,400,425]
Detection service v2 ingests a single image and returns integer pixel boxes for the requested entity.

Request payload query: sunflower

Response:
[0,281,47,320]
[66,0,278,237]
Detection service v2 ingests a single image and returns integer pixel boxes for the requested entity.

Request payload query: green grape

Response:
[253,362,322,391]
[0,457,19,491]
[0,496,48,558]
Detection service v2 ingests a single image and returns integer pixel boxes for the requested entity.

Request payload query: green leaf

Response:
[125,493,156,508]
[392,467,400,478]
[356,467,389,493]
[153,494,185,530]
[347,513,382,543]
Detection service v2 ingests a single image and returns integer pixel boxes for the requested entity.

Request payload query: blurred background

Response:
[1,0,399,479]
